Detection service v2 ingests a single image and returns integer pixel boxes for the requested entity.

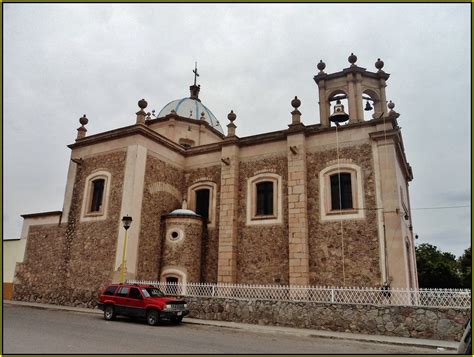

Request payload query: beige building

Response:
[8,54,418,306]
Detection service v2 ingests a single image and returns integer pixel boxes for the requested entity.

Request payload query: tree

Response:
[415,243,462,288]
[458,246,472,289]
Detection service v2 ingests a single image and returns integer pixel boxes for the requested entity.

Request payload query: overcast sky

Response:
[4,4,471,257]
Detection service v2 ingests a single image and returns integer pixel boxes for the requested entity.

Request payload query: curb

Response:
[4,300,459,350]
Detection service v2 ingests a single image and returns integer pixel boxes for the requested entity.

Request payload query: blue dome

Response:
[158,98,223,134]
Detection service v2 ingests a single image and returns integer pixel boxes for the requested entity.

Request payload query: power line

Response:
[411,205,470,211]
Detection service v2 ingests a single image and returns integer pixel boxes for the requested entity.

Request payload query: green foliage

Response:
[415,243,469,289]
[458,246,472,289]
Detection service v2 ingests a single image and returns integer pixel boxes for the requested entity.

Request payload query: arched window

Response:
[246,172,282,225]
[195,188,210,219]
[319,162,364,221]
[90,178,105,212]
[81,171,112,222]
[330,173,353,210]
[188,181,217,226]
[256,181,274,216]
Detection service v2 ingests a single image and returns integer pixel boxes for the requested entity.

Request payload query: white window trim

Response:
[188,181,217,228]
[161,268,187,283]
[319,163,365,221]
[246,172,282,226]
[80,170,112,222]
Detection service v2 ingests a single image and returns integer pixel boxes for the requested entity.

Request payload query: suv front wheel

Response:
[146,310,160,326]
[104,305,116,321]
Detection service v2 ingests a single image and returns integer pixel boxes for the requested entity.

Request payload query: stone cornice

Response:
[68,124,186,154]
[21,211,63,219]
[314,66,390,84]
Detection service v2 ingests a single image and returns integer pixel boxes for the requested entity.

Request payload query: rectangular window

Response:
[256,181,274,216]
[129,287,142,299]
[195,189,210,219]
[330,173,353,210]
[90,179,105,212]
[116,287,129,297]
[104,286,117,296]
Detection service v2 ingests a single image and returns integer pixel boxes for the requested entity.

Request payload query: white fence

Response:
[127,280,471,309]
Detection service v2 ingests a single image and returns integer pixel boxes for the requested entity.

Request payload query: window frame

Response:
[188,181,217,227]
[80,170,112,222]
[319,163,365,221]
[246,173,282,226]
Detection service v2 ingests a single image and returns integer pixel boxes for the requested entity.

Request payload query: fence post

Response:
[212,285,216,297]
[331,288,335,303]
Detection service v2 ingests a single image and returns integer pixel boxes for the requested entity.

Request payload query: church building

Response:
[10,54,418,306]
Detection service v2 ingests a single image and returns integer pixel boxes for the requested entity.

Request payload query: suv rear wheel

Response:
[146,310,160,326]
[104,305,116,321]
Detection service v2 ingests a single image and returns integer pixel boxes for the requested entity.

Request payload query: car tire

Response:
[146,310,160,326]
[104,305,116,321]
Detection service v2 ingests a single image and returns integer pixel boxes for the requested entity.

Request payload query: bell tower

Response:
[314,53,390,127]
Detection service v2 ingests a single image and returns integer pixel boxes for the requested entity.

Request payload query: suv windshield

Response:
[141,287,165,298]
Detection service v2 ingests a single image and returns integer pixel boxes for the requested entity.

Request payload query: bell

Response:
[329,99,349,123]
[364,100,373,111]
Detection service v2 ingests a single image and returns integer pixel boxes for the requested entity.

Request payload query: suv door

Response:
[114,286,130,315]
[128,287,146,318]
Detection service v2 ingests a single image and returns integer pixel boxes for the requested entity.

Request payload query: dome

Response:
[168,208,200,217]
[157,98,223,134]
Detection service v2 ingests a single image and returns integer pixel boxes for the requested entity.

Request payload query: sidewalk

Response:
[4,300,459,351]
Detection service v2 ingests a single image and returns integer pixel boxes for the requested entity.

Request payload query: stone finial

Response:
[375,58,384,72]
[317,60,326,73]
[291,96,302,125]
[76,114,88,140]
[200,112,206,120]
[348,53,357,66]
[136,99,147,124]
[227,110,237,137]
[182,199,188,210]
[387,100,399,119]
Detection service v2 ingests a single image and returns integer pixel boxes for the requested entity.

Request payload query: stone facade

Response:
[136,155,183,280]
[11,58,420,310]
[186,296,470,341]
[307,143,380,287]
[14,150,127,306]
[162,216,204,283]
[237,156,289,284]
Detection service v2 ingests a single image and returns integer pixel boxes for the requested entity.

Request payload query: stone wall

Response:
[13,224,68,303]
[67,151,127,294]
[186,296,470,341]
[237,156,289,284]
[14,150,127,307]
[307,143,381,286]
[162,216,203,283]
[136,155,183,280]
[184,166,221,283]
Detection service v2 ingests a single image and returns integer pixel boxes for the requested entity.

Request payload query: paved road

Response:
[3,305,443,354]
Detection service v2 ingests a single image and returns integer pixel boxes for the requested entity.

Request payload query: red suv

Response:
[97,284,189,325]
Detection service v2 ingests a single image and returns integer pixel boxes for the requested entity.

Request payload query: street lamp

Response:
[119,215,133,284]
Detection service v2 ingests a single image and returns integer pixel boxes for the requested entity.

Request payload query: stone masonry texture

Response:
[307,143,380,287]
[186,296,470,341]
[237,156,289,284]
[136,155,183,280]
[162,217,203,283]
[14,150,127,307]
[184,165,221,283]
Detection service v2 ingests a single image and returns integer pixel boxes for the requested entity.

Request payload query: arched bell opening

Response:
[327,90,350,127]
[362,89,382,121]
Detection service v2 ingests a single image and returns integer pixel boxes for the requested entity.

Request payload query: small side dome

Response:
[168,208,200,217]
